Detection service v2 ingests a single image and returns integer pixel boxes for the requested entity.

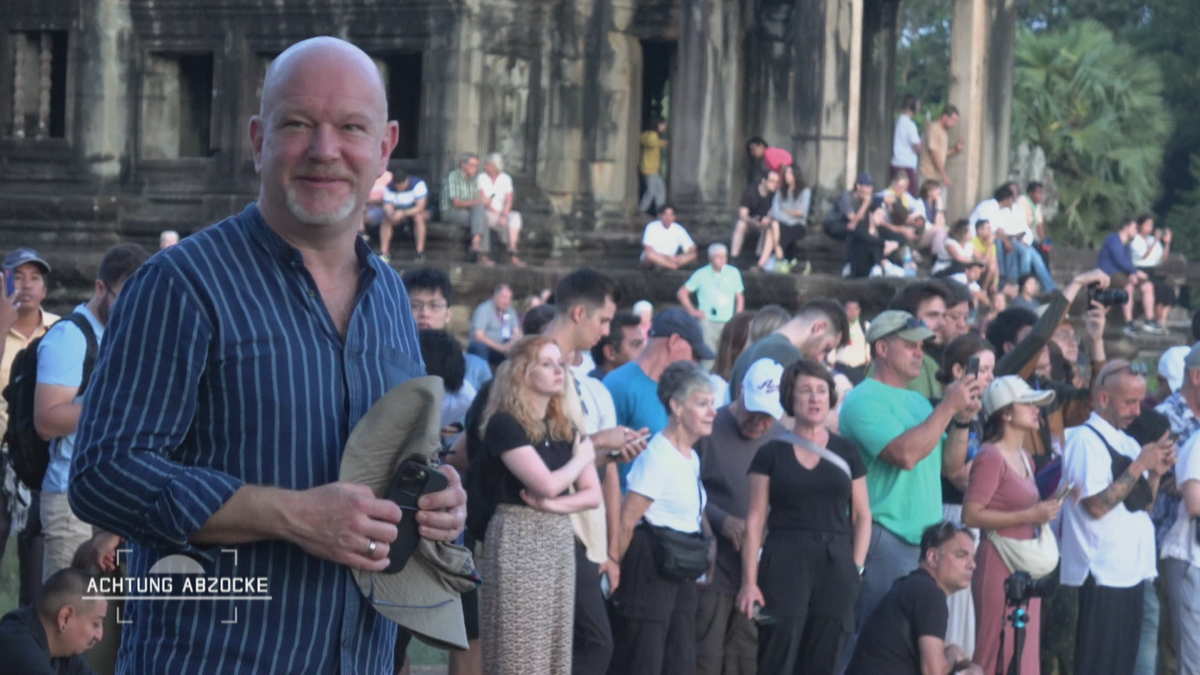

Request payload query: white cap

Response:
[1158,345,1191,394]
[982,376,1056,417]
[741,359,785,420]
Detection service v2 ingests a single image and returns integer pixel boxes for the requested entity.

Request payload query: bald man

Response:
[1060,361,1175,675]
[67,37,467,673]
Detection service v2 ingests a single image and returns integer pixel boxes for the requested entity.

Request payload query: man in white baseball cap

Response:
[695,358,787,674]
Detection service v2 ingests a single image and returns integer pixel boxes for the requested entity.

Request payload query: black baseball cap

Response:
[3,248,50,274]
[648,308,717,360]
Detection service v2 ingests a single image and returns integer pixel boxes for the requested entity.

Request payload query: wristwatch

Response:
[950,418,972,430]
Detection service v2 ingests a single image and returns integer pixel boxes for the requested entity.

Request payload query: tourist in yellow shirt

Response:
[971,220,999,292]
[639,118,669,215]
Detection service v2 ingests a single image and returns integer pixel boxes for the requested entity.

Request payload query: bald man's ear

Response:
[379,121,400,171]
[250,116,265,173]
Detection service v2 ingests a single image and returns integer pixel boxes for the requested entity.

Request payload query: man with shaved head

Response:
[0,567,106,672]
[68,37,467,673]
[1060,360,1176,675]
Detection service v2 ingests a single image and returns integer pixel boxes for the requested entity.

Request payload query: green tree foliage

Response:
[1165,154,1200,260]
[895,0,952,116]
[1011,20,1170,245]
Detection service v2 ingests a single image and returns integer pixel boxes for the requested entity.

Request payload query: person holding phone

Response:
[932,333,997,659]
[476,335,602,675]
[736,358,871,674]
[962,376,1063,674]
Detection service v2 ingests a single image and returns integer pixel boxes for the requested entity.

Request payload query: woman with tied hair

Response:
[932,333,997,660]
[609,360,717,674]
[736,358,871,674]
[477,335,602,675]
[962,376,1062,675]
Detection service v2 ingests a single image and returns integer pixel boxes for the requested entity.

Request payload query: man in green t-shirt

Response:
[838,310,982,664]
[677,242,745,355]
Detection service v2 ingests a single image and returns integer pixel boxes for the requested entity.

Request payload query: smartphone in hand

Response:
[382,460,449,573]
[966,356,980,378]
[4,267,13,297]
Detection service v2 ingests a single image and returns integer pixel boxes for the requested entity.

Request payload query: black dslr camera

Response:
[1004,571,1058,605]
[1089,283,1129,307]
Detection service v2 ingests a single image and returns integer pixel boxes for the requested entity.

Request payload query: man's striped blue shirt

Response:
[70,203,424,674]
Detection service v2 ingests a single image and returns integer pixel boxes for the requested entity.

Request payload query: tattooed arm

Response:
[1080,466,1145,519]
[1080,437,1175,519]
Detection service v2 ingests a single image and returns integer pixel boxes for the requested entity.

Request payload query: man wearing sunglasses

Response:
[839,310,983,665]
[1060,359,1176,675]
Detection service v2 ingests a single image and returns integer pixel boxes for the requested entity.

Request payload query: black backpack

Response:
[3,313,99,491]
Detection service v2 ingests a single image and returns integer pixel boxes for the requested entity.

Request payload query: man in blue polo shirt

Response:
[1096,217,1160,335]
[605,308,715,489]
[35,243,147,581]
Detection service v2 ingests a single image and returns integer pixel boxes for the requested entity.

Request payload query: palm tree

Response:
[1012,19,1171,245]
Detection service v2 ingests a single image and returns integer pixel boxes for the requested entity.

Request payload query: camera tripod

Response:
[995,601,1030,675]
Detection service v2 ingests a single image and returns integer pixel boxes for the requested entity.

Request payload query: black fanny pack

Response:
[645,524,712,582]
[1085,425,1154,512]
[643,473,713,582]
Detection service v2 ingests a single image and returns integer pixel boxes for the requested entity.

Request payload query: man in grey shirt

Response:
[467,283,522,369]
[728,298,848,401]
[696,359,787,675]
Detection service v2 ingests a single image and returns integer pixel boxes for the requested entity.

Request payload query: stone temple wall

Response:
[0,0,904,251]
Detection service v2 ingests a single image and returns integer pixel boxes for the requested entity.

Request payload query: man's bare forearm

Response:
[1081,467,1143,519]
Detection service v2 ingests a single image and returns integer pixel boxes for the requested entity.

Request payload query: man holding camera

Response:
[845,522,983,675]
[1060,360,1176,675]
[1097,218,1161,336]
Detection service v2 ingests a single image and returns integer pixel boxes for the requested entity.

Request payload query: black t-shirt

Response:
[748,434,866,533]
[481,412,573,505]
[0,607,95,675]
[845,568,949,675]
[740,183,773,218]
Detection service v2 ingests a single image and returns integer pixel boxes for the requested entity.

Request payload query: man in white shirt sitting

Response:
[970,185,1057,292]
[477,152,526,267]
[1060,360,1177,675]
[641,206,698,271]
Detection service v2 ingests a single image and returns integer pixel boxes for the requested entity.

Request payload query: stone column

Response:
[581,0,642,223]
[856,0,900,188]
[669,0,743,213]
[77,0,134,180]
[792,0,863,199]
[946,0,1017,221]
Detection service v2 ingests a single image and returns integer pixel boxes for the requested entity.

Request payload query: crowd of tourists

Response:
[0,35,1195,675]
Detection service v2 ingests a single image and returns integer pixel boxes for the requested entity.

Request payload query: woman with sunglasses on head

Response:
[476,335,602,675]
[736,359,871,674]
[962,376,1063,675]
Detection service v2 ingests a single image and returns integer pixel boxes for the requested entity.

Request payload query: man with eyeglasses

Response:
[34,243,148,581]
[838,310,983,666]
[401,267,490,391]
[1060,359,1176,675]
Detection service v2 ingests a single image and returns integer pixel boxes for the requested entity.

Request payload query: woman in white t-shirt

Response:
[1130,214,1175,332]
[477,152,526,266]
[610,361,716,674]
[932,219,978,277]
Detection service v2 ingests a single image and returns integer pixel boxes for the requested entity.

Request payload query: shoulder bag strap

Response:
[779,432,852,481]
